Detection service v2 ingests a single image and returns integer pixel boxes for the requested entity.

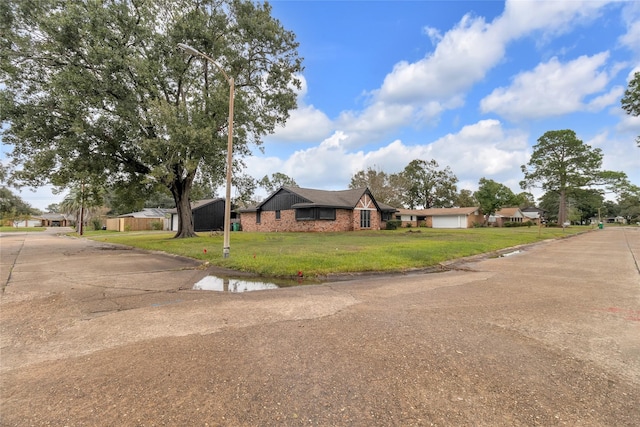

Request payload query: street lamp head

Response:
[177,43,201,56]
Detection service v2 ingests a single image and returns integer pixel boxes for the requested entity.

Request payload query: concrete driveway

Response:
[1,226,639,426]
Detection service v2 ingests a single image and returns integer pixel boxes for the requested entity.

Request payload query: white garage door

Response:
[432,215,466,228]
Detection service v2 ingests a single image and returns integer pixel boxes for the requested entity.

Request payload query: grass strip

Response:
[84,226,591,278]
[0,227,46,232]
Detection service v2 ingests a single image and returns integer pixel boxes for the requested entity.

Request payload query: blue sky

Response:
[6,0,640,210]
[245,0,640,200]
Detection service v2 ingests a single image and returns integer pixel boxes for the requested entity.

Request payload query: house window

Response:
[318,208,336,220]
[256,211,261,224]
[295,208,336,221]
[360,210,371,228]
[275,210,281,220]
[296,208,314,220]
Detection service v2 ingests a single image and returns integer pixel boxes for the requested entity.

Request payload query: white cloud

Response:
[267,74,333,143]
[248,120,531,197]
[627,65,640,81]
[587,86,624,112]
[480,53,612,120]
[427,120,529,183]
[587,131,640,187]
[616,112,640,134]
[498,0,610,40]
[618,1,640,54]
[308,0,615,149]
[269,104,333,142]
[378,14,504,103]
[335,102,415,148]
[422,26,442,45]
[378,0,611,105]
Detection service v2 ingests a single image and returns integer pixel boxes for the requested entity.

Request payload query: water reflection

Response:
[193,276,280,292]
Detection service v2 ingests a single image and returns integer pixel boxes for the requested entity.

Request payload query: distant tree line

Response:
[4,127,638,227]
[346,129,636,225]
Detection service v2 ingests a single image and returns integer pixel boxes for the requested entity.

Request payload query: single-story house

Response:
[489,207,526,227]
[239,186,397,232]
[395,207,484,229]
[521,206,545,225]
[37,213,71,227]
[107,207,172,231]
[119,207,171,219]
[10,219,42,228]
[169,198,233,232]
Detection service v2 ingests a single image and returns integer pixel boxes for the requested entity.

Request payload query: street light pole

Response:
[178,43,234,258]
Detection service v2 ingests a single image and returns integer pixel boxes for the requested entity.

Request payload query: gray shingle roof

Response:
[396,207,481,216]
[285,187,369,209]
[241,187,397,212]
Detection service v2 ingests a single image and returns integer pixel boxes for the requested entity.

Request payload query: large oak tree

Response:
[473,178,516,225]
[1,0,302,237]
[348,166,404,208]
[399,159,458,209]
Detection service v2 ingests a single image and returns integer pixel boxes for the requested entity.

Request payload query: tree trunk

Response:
[558,190,567,226]
[170,173,197,238]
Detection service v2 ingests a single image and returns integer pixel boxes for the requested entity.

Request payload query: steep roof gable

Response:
[287,186,369,209]
[495,207,524,217]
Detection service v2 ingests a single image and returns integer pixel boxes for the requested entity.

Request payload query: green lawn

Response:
[0,226,46,232]
[84,226,593,278]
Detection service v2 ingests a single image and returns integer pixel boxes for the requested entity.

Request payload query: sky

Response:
[4,0,640,210]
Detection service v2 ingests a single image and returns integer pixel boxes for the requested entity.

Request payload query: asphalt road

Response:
[1,226,639,426]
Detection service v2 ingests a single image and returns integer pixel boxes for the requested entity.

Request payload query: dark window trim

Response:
[296,207,337,221]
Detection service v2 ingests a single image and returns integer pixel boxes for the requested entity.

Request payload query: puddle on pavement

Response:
[193,275,318,293]
[500,250,522,257]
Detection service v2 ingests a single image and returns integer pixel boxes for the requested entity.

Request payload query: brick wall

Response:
[240,208,382,232]
[467,213,484,227]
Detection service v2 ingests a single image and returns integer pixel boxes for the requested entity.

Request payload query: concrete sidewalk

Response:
[1,227,639,426]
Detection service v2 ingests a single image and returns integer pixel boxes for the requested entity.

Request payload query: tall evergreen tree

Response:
[520,130,625,225]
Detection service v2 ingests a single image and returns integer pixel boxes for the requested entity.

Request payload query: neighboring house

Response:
[11,219,42,228]
[38,213,71,227]
[489,207,526,227]
[395,207,484,229]
[602,216,626,224]
[169,198,232,232]
[239,186,397,232]
[119,207,171,219]
[521,206,545,225]
[107,208,171,231]
[395,209,428,227]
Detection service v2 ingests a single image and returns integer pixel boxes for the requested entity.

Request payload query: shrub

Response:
[91,218,102,231]
[385,220,401,230]
[151,221,164,230]
[504,221,529,227]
